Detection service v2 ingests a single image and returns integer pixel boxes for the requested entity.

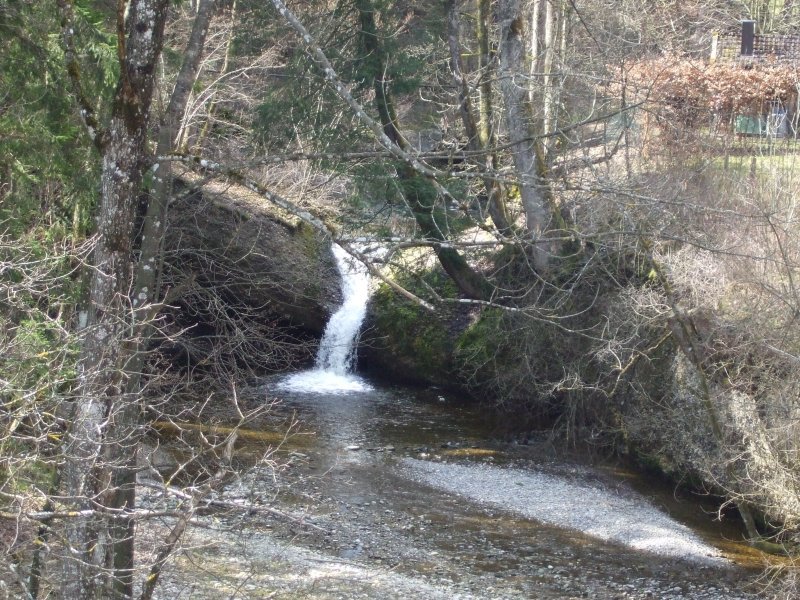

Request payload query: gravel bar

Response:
[403,458,729,566]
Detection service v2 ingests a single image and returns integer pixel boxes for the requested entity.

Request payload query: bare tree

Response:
[52,1,220,597]
[497,0,558,271]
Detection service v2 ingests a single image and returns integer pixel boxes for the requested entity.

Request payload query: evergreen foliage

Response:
[0,0,115,237]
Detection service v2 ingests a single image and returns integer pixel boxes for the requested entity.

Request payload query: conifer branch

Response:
[56,0,108,150]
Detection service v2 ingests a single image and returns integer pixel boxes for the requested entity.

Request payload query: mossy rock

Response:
[453,307,506,383]
[360,265,468,386]
[168,177,340,335]
[159,177,342,373]
[361,282,454,385]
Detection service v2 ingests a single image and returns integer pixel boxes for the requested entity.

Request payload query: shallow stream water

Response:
[144,244,779,598]
[246,374,768,599]
[160,245,772,598]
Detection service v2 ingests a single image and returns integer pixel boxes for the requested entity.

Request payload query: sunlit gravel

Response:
[403,458,728,566]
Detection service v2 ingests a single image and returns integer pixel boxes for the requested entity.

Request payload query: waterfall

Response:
[278,244,373,393]
[315,244,370,374]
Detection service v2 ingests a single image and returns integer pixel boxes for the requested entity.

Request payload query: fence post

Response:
[710,31,719,62]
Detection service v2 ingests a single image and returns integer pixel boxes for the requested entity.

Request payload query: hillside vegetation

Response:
[3,0,800,596]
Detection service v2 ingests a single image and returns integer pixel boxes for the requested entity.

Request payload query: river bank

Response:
[148,452,763,599]
[145,381,769,599]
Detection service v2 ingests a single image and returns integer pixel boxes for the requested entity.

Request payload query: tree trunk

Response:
[357,0,491,300]
[107,2,214,596]
[59,1,169,598]
[446,0,511,234]
[135,0,215,315]
[497,0,554,272]
[529,0,542,105]
[542,0,558,139]
[476,0,495,152]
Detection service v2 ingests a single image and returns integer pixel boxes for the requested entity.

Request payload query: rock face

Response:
[162,177,341,371]
[359,282,465,388]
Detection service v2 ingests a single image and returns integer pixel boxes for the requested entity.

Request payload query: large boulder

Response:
[161,177,341,372]
[359,282,457,386]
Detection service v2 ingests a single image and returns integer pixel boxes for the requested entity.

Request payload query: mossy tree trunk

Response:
[59,1,170,597]
[497,0,561,272]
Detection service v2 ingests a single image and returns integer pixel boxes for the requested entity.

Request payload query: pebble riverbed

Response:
[148,449,764,599]
[145,379,770,599]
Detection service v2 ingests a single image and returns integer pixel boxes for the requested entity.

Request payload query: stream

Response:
[231,379,765,599]
[154,246,769,599]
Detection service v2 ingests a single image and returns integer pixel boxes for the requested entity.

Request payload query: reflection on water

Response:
[266,376,486,451]
[264,380,483,473]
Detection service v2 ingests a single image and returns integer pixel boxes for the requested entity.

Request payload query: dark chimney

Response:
[741,20,756,56]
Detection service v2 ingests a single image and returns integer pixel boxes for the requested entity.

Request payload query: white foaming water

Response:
[279,244,373,394]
